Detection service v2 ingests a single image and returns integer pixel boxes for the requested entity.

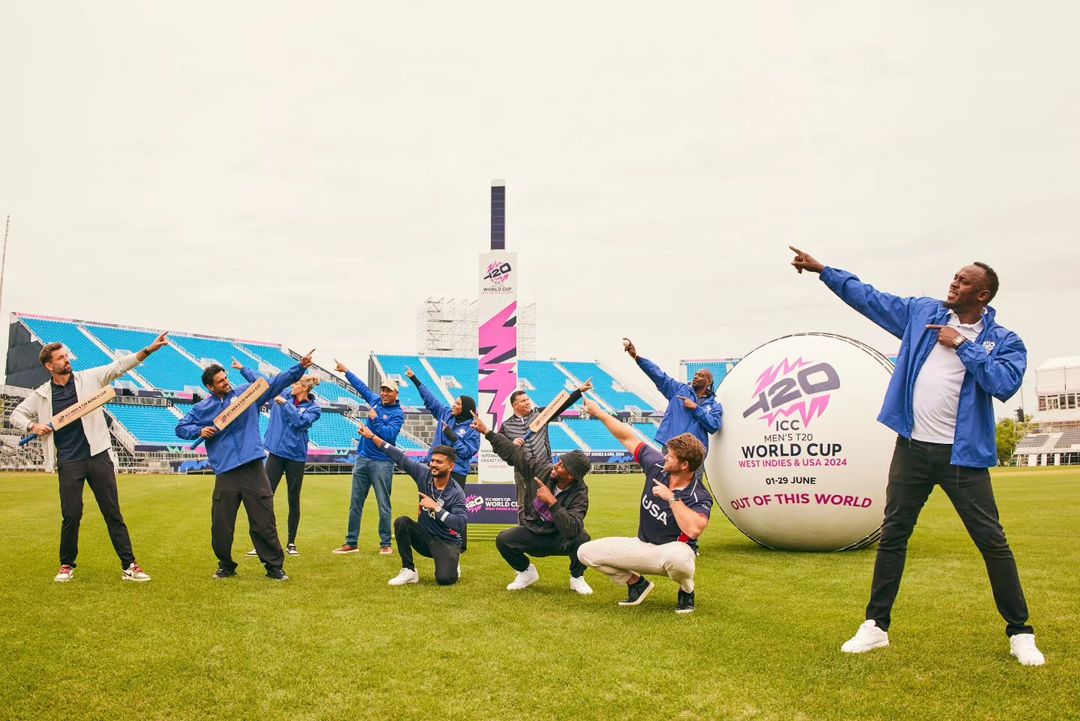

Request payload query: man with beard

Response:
[471,412,593,595]
[12,335,168,583]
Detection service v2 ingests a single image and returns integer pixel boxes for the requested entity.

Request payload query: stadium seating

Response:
[236,343,299,373]
[85,324,203,391]
[519,360,580,408]
[171,335,262,388]
[632,423,659,442]
[106,404,184,445]
[558,361,653,412]
[426,356,479,401]
[20,317,116,371]
[562,418,626,452]
[548,423,584,452]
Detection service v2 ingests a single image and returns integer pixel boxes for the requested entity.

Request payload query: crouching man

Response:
[576,399,712,614]
[472,412,593,595]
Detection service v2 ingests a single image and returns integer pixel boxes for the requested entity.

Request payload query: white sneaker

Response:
[506,564,540,591]
[387,568,419,586]
[569,575,593,595]
[841,620,889,653]
[122,562,151,583]
[1009,633,1045,666]
[54,565,75,583]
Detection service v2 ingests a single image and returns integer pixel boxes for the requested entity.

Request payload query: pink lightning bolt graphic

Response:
[478,301,518,431]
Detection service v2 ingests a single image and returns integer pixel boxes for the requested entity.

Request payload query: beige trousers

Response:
[577,536,697,593]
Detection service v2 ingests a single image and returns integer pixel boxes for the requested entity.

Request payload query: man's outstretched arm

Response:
[582,399,640,454]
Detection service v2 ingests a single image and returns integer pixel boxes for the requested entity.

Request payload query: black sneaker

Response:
[676,589,695,615]
[213,567,237,580]
[265,566,289,582]
[618,577,654,606]
[286,543,299,556]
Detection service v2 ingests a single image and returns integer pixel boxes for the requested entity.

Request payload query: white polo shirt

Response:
[911,311,984,443]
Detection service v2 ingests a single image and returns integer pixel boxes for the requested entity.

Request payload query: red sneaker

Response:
[332,544,359,554]
[54,565,75,583]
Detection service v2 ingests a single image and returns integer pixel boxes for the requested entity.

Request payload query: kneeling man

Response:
[577,399,712,614]
[357,425,467,586]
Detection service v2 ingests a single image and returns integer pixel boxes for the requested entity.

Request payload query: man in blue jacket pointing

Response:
[791,246,1044,666]
[176,351,313,581]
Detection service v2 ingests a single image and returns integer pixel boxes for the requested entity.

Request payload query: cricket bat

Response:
[190,377,270,449]
[525,390,571,439]
[19,386,117,446]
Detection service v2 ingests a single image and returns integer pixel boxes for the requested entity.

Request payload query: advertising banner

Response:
[477,251,517,485]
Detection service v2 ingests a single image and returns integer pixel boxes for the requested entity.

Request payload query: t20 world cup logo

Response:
[483,261,512,286]
[743,357,840,428]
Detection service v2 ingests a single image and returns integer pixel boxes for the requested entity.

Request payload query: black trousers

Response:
[212,459,284,571]
[266,454,305,545]
[866,437,1033,637]
[393,516,460,585]
[496,525,591,578]
[57,451,134,569]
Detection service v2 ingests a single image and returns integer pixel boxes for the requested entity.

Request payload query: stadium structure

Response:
[1014,356,1080,467]
[2,312,666,474]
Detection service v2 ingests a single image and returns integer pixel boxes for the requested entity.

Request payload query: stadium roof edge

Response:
[12,311,284,348]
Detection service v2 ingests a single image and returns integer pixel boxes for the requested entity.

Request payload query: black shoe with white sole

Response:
[213,567,237,580]
[676,589,695,614]
[618,577,654,606]
[265,566,289,582]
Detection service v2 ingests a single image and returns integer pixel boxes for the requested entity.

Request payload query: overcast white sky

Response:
[2,2,1077,412]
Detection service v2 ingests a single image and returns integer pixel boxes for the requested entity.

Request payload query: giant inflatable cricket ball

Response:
[706,333,894,551]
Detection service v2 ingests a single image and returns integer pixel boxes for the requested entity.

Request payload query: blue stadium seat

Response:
[548,423,584,452]
[563,418,627,452]
[172,336,262,388]
[21,318,116,371]
[558,361,653,412]
[373,354,430,409]
[426,356,479,402]
[85,324,203,391]
[106,404,184,445]
[518,360,582,408]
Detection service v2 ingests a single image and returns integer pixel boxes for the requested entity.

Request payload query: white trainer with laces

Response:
[1009,633,1045,666]
[841,620,889,654]
[569,575,593,595]
[54,565,75,583]
[387,568,419,586]
[122,562,151,582]
[506,564,540,591]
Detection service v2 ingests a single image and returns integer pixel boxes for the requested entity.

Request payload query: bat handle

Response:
[190,438,204,450]
[522,430,535,442]
[17,434,38,447]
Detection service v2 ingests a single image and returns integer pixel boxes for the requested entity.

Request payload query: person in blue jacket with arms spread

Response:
[356,424,468,587]
[332,359,405,556]
[233,359,322,557]
[176,350,313,581]
[789,246,1045,666]
[623,339,723,464]
[403,367,480,487]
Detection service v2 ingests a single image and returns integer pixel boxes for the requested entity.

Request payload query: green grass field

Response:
[1,467,1076,721]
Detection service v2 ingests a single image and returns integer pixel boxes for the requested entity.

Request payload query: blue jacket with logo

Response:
[413,381,480,477]
[176,364,306,474]
[380,441,468,547]
[821,267,1026,468]
[344,371,404,462]
[240,367,321,463]
[636,356,723,450]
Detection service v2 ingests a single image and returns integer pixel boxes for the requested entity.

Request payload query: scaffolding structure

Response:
[417,297,536,359]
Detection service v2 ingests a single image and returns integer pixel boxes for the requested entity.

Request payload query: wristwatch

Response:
[952,335,966,348]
